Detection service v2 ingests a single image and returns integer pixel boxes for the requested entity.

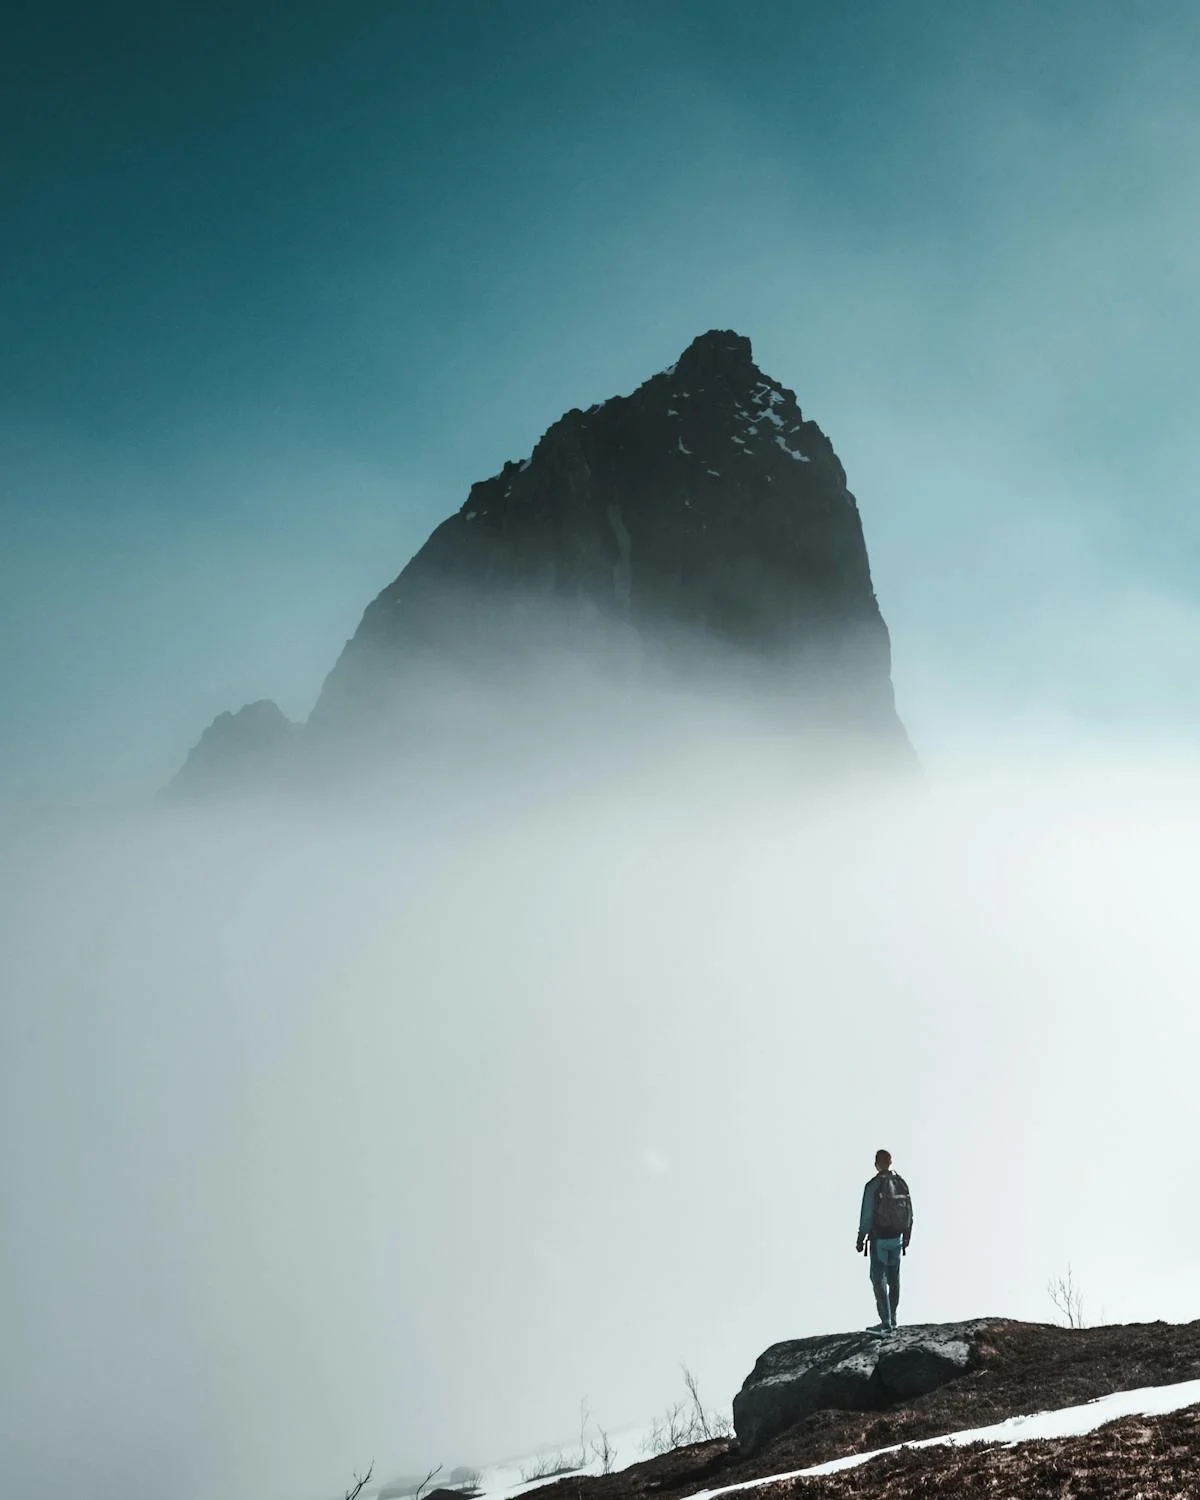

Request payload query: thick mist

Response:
[2,663,1198,1500]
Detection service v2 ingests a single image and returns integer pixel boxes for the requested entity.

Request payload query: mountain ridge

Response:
[172,330,911,794]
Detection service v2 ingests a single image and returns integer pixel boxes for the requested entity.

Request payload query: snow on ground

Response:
[456,1421,661,1500]
[691,1377,1200,1497]
[409,1376,1200,1500]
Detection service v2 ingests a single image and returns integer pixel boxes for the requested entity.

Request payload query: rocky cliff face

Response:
[169,699,296,797]
[312,329,904,740]
[172,330,909,791]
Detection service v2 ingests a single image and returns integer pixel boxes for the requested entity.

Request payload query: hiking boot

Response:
[865,1322,890,1333]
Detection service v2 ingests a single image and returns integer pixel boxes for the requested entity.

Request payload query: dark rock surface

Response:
[172,330,910,791]
[525,1318,1200,1500]
[314,330,905,745]
[168,699,295,798]
[733,1322,985,1454]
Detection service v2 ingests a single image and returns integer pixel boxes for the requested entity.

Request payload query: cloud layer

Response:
[3,684,1198,1500]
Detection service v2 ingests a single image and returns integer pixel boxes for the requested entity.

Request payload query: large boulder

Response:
[732,1321,992,1453]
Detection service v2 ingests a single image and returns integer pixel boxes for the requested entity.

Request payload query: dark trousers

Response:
[869,1240,902,1325]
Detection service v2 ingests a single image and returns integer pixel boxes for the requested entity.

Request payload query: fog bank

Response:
[2,706,1197,1500]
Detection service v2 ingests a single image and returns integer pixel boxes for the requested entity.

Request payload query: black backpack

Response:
[872,1173,912,1238]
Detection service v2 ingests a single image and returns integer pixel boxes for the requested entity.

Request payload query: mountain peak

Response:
[168,699,295,798]
[669,327,757,380]
[171,333,911,791]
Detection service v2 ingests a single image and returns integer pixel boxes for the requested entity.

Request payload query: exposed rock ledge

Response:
[733,1321,990,1453]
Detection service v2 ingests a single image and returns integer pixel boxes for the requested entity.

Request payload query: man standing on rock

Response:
[856,1148,913,1333]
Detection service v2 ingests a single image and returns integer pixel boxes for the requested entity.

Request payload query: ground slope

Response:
[741,1403,1200,1499]
[523,1320,1200,1500]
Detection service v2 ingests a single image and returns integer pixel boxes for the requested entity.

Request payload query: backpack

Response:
[872,1173,912,1238]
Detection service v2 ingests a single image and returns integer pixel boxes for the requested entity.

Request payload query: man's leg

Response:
[869,1246,890,1325]
[886,1248,901,1327]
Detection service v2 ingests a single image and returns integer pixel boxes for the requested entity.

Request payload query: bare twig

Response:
[414,1463,443,1500]
[682,1365,712,1441]
[344,1462,375,1500]
[578,1396,592,1466]
[1047,1265,1086,1329]
[518,1450,579,1483]
[589,1426,615,1475]
[640,1375,732,1458]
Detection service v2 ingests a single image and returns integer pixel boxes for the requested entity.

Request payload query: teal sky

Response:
[5,1,1200,799]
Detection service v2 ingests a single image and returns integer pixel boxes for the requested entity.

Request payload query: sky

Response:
[4,0,1200,799]
[4,6,1200,1500]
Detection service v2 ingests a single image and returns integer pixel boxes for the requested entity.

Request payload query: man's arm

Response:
[856,1181,874,1250]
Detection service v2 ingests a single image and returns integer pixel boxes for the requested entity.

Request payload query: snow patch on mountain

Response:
[693,1377,1200,1497]
[425,1375,1200,1500]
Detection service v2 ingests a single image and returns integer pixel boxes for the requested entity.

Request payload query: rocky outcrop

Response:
[170,330,911,792]
[732,1322,989,1454]
[535,1319,1200,1500]
[312,329,907,751]
[168,699,296,798]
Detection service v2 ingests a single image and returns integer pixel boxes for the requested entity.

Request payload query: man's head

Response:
[875,1149,892,1173]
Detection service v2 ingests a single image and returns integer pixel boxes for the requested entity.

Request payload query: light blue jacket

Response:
[858,1172,907,1248]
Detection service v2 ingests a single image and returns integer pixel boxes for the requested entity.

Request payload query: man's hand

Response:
[856,1236,865,1255]
[902,1234,911,1253]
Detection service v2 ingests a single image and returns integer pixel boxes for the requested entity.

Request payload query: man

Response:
[856,1148,913,1333]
